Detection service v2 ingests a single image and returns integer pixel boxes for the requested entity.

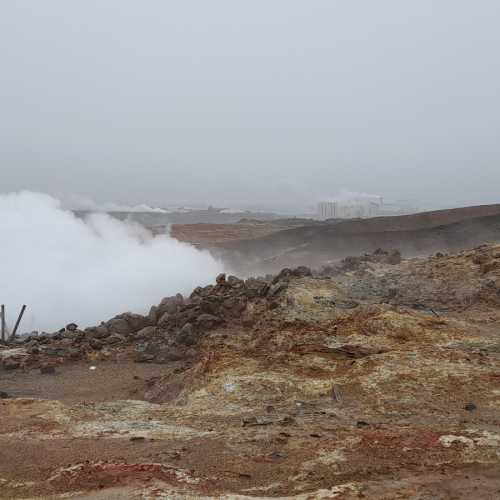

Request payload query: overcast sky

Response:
[1,1,499,212]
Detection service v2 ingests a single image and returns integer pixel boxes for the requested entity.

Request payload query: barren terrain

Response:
[171,219,318,248]
[170,204,500,274]
[1,243,500,498]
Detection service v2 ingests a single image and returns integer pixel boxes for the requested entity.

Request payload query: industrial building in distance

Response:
[317,196,418,219]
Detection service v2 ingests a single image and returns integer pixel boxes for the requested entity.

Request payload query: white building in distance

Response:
[317,196,383,220]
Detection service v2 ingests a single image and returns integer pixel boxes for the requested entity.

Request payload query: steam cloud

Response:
[0,191,224,332]
[320,189,383,204]
[61,193,169,213]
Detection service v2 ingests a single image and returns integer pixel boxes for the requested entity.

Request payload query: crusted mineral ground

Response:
[1,245,500,499]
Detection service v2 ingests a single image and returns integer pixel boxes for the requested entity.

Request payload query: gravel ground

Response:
[0,361,172,403]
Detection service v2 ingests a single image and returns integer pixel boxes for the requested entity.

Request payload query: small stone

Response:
[134,352,155,363]
[90,338,104,350]
[40,366,56,375]
[3,359,20,370]
[65,323,78,332]
[464,403,477,412]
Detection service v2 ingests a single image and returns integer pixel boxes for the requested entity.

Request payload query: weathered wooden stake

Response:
[1,304,5,342]
[10,304,27,340]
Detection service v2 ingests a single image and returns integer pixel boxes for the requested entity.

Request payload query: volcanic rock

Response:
[106,317,131,335]
[175,323,198,346]
[148,305,159,324]
[85,324,109,339]
[135,326,161,339]
[105,334,126,345]
[195,313,222,329]
[40,365,56,375]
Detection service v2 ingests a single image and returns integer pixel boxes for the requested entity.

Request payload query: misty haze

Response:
[1,2,500,499]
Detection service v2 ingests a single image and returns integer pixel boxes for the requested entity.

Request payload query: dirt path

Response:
[0,361,172,403]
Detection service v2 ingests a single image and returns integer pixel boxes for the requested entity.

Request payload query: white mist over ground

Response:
[320,189,383,204]
[0,191,225,332]
[61,193,169,213]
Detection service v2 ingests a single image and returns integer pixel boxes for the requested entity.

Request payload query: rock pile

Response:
[319,248,401,276]
[1,267,312,369]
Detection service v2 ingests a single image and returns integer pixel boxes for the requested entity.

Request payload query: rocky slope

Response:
[217,206,500,274]
[171,219,319,248]
[1,245,500,498]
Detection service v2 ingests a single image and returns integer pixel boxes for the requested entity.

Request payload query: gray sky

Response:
[1,1,499,212]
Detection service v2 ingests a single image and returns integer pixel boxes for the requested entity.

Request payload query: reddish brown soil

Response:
[1,244,500,498]
[1,361,172,403]
[170,220,311,247]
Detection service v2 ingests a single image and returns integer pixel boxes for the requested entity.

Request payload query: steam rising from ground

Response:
[320,189,383,204]
[61,193,169,213]
[0,192,224,332]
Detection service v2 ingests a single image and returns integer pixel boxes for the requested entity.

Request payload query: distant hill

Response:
[218,204,500,273]
[72,208,281,228]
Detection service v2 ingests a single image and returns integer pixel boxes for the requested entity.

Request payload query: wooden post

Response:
[10,305,26,340]
[1,304,5,343]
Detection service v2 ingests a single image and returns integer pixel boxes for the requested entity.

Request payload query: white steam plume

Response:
[0,191,224,332]
[61,193,169,213]
[320,189,383,204]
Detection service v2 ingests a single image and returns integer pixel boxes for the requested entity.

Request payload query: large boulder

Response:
[244,278,269,298]
[135,326,161,339]
[195,313,222,329]
[272,266,312,285]
[157,294,184,317]
[227,275,245,288]
[84,324,109,340]
[267,281,288,298]
[222,296,247,316]
[169,306,201,328]
[157,312,171,328]
[199,297,222,315]
[106,313,149,336]
[105,334,126,345]
[293,265,312,278]
[122,313,150,332]
[106,317,131,335]
[148,305,159,324]
[175,323,199,346]
[90,338,104,350]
